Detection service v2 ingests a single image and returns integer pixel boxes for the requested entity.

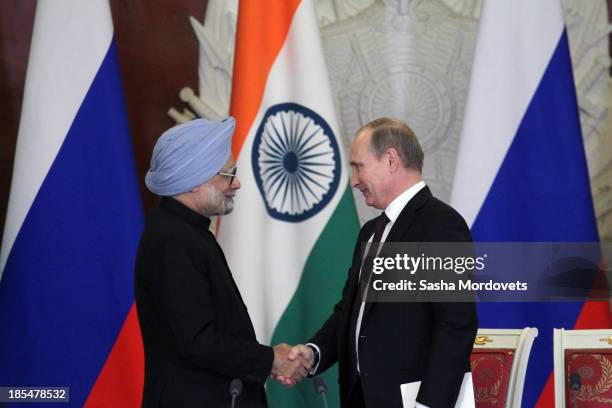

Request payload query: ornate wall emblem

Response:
[564,0,612,243]
[318,0,477,222]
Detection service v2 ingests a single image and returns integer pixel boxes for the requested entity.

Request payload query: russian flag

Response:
[451,0,610,406]
[0,1,144,406]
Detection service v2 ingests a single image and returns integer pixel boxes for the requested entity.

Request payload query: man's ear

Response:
[385,148,402,172]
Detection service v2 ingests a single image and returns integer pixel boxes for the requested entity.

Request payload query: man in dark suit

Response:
[135,118,309,407]
[283,117,478,407]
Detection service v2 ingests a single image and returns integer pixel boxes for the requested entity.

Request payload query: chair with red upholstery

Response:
[471,328,538,408]
[554,328,612,407]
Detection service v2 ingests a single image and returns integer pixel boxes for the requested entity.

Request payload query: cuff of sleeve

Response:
[249,344,275,385]
[306,343,321,375]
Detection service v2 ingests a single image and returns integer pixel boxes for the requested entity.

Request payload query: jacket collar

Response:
[385,186,432,243]
[160,196,212,231]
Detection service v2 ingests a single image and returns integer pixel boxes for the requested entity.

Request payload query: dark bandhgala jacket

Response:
[310,186,478,408]
[135,197,273,408]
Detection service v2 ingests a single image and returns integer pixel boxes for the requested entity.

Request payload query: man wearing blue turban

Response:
[135,118,309,407]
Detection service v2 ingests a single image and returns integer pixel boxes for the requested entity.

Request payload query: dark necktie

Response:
[347,212,390,376]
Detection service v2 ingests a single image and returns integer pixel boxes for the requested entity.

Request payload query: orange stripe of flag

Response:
[229,0,302,157]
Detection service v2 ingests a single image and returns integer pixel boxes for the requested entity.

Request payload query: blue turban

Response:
[145,117,234,196]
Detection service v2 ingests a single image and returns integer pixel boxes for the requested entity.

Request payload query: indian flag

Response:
[217,0,359,406]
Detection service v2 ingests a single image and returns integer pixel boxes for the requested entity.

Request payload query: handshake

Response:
[270,343,315,386]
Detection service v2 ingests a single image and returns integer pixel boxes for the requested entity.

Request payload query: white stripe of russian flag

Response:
[1,0,114,275]
[451,0,565,225]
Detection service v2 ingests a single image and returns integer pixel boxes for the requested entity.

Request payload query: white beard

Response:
[201,184,233,217]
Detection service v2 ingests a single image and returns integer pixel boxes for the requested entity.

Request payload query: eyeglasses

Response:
[217,166,237,185]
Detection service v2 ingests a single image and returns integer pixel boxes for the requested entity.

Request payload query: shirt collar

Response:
[384,180,426,223]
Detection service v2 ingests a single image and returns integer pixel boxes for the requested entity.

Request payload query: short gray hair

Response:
[358,117,424,172]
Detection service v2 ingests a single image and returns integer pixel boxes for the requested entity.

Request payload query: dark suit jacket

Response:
[310,186,478,408]
[135,197,273,408]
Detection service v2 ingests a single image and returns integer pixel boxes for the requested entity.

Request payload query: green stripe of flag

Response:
[268,186,360,407]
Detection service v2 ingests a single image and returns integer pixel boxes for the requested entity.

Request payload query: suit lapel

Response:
[346,222,377,302]
[360,186,433,325]
[340,221,378,356]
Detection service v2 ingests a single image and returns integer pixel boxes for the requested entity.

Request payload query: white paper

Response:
[400,380,421,407]
[401,372,475,408]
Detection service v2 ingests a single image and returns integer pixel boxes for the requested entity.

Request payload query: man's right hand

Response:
[271,343,311,386]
